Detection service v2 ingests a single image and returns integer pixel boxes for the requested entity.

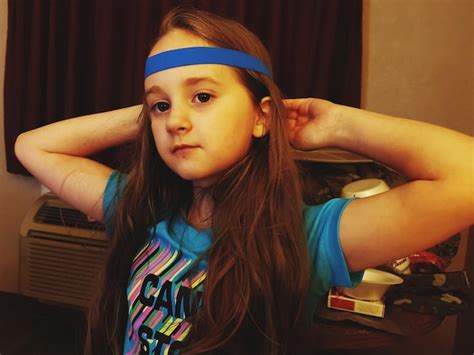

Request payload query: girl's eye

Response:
[195,92,212,103]
[152,101,170,113]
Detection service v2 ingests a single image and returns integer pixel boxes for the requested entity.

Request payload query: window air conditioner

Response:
[19,193,109,309]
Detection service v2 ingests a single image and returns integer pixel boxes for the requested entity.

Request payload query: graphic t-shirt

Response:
[103,171,364,354]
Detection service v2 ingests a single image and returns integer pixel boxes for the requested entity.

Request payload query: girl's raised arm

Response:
[286,98,473,272]
[14,105,142,222]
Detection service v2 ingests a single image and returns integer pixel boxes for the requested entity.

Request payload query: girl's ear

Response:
[253,96,271,138]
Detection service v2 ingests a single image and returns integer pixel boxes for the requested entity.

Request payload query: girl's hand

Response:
[284,98,343,150]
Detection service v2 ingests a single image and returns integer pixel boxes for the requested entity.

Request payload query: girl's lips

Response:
[173,145,199,153]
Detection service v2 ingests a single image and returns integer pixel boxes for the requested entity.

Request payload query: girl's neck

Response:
[187,189,214,231]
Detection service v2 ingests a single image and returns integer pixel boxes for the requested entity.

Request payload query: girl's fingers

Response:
[286,110,298,120]
[283,98,306,110]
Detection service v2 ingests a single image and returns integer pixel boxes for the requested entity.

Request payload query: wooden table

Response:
[310,305,444,350]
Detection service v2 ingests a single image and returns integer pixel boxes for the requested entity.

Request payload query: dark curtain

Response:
[4,0,362,175]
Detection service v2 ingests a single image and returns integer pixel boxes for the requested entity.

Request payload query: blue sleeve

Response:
[304,198,364,299]
[103,170,128,238]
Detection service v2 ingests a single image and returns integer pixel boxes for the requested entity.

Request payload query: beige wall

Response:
[0,0,41,293]
[362,0,473,135]
[362,0,472,269]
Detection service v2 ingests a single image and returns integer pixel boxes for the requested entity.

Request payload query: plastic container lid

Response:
[340,178,390,198]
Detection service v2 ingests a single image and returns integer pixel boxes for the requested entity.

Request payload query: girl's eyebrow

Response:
[145,76,222,98]
[145,85,165,98]
[184,76,222,87]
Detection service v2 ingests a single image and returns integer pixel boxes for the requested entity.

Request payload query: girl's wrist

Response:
[323,103,352,149]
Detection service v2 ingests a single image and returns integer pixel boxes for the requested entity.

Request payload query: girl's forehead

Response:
[150,29,211,57]
[144,63,242,92]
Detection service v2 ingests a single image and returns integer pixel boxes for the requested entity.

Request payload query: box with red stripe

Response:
[327,288,385,318]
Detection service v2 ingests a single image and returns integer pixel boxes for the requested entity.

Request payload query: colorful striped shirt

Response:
[103,170,363,354]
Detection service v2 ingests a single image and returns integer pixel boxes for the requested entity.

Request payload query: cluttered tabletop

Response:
[295,151,471,350]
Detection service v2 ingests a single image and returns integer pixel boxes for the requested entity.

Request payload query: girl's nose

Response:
[166,106,192,134]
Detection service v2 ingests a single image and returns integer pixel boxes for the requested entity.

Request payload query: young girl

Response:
[14,7,473,355]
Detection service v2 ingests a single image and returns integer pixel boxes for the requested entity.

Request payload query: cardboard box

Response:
[327,288,385,318]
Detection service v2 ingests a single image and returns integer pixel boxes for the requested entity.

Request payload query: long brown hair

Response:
[85,7,310,355]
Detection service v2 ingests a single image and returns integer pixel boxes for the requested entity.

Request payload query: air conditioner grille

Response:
[21,195,110,308]
[34,205,105,231]
[21,230,109,307]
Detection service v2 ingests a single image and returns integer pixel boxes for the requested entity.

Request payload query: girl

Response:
[14,7,473,355]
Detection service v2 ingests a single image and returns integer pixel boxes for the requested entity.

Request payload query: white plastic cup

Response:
[340,178,390,199]
[342,268,404,300]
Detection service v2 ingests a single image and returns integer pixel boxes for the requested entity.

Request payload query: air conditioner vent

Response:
[34,205,104,231]
[20,193,110,309]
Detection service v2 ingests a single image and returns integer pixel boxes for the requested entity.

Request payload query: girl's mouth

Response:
[173,144,199,153]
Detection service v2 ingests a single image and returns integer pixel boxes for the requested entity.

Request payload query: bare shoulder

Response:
[15,140,113,222]
[46,155,114,222]
[339,180,472,272]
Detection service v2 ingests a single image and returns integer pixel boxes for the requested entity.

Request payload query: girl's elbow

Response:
[14,131,36,162]
[14,133,28,160]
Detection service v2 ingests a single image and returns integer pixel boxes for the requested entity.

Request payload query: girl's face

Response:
[145,30,266,188]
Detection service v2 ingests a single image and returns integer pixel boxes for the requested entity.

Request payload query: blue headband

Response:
[144,47,272,78]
